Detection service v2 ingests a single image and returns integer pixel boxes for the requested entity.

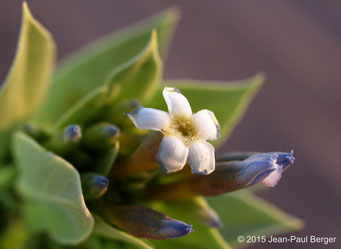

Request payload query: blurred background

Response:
[0,0,340,248]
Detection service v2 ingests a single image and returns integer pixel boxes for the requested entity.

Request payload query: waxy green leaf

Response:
[207,191,303,248]
[13,132,94,245]
[148,74,264,146]
[0,3,55,161]
[93,215,153,249]
[95,141,120,177]
[105,30,162,105]
[149,198,231,249]
[37,8,179,124]
[54,31,162,128]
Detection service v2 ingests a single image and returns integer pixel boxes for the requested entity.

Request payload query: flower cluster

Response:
[0,3,300,249]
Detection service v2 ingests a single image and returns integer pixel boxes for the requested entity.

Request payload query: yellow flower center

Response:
[164,115,199,145]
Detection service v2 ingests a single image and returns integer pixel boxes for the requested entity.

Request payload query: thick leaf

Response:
[54,87,108,128]
[94,141,120,177]
[54,31,162,128]
[12,132,94,245]
[207,191,303,248]
[93,215,153,249]
[105,30,162,105]
[148,198,231,249]
[37,7,179,124]
[147,74,264,146]
[0,3,55,161]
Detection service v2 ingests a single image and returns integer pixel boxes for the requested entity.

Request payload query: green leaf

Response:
[0,128,14,163]
[93,215,153,249]
[147,74,265,145]
[0,3,55,161]
[0,166,16,189]
[94,141,120,177]
[54,31,162,128]
[12,132,94,245]
[148,198,231,249]
[106,30,162,105]
[207,191,303,248]
[37,7,180,124]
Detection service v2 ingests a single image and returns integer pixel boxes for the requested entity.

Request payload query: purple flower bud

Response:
[63,125,82,143]
[237,153,278,187]
[145,151,294,200]
[267,151,295,171]
[159,219,193,239]
[81,173,109,200]
[96,204,193,240]
[239,152,295,187]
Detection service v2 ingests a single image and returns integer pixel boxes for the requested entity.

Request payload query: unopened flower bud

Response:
[146,152,294,200]
[217,151,295,171]
[96,203,193,240]
[268,151,295,171]
[63,125,82,144]
[81,173,109,200]
[83,122,120,151]
[44,125,82,156]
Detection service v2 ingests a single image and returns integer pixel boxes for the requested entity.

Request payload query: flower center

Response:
[166,115,199,145]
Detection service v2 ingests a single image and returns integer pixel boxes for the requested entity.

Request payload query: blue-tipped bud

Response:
[81,173,109,200]
[97,204,193,240]
[146,152,294,200]
[63,125,82,143]
[83,122,120,151]
[268,151,295,171]
[237,153,279,187]
[159,219,193,239]
[241,152,295,187]
[44,124,82,155]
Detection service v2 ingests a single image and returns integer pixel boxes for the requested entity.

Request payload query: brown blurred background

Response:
[0,1,340,248]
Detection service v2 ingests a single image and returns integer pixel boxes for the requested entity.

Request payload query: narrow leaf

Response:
[13,132,94,245]
[37,8,179,124]
[207,191,303,248]
[0,3,55,161]
[147,74,265,146]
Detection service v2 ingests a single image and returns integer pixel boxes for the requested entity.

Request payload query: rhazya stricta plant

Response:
[0,3,303,249]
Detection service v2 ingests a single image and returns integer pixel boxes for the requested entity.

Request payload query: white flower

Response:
[126,87,220,175]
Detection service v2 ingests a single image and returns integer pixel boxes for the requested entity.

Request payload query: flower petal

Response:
[156,136,189,174]
[163,87,192,117]
[193,110,220,140]
[188,140,215,175]
[261,164,282,187]
[126,106,170,131]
